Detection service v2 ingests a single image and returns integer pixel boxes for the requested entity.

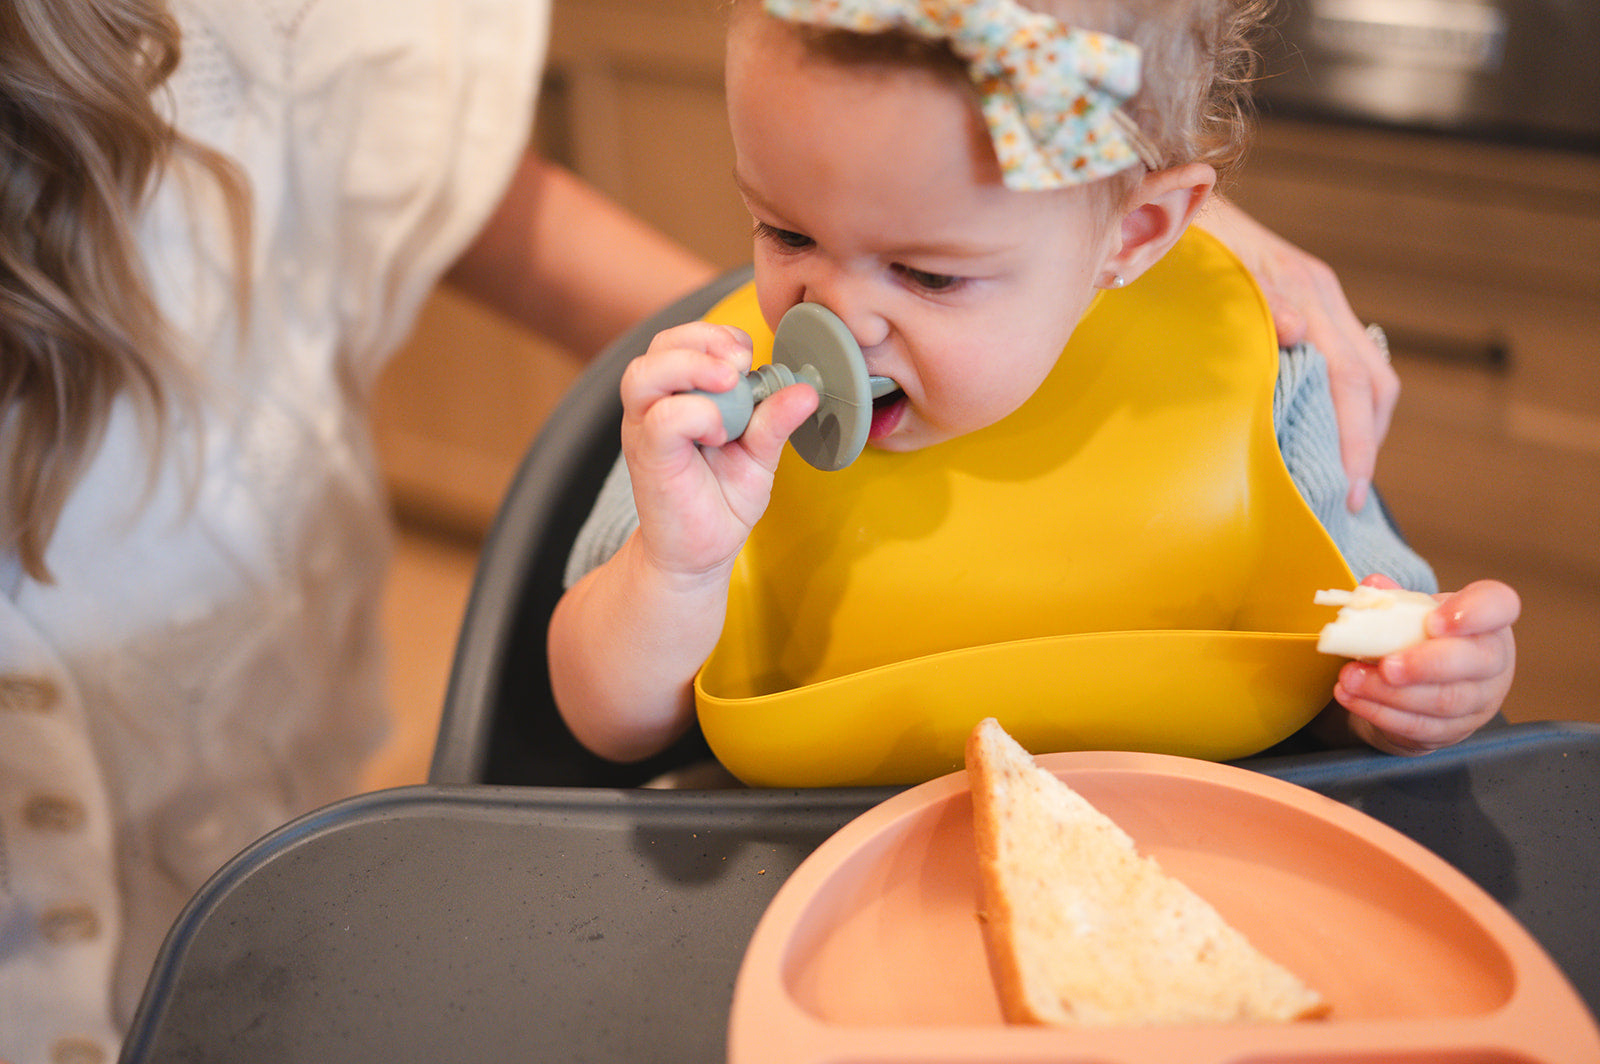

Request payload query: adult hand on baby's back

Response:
[1332,576,1520,755]
[1198,198,1399,513]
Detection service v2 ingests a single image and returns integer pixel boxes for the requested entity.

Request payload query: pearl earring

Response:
[1107,274,1127,289]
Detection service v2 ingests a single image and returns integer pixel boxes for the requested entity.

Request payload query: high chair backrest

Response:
[428,268,753,786]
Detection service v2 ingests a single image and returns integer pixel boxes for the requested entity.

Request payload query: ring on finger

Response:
[1365,322,1391,364]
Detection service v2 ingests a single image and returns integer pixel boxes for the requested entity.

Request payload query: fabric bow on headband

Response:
[762,0,1152,190]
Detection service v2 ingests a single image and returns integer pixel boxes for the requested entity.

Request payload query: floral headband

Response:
[762,0,1156,190]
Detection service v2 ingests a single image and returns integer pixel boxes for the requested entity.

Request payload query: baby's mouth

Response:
[868,375,906,440]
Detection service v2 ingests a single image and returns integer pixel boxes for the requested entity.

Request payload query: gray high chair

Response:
[428,267,754,787]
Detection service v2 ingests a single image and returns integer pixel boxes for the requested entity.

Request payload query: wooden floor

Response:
[360,524,481,792]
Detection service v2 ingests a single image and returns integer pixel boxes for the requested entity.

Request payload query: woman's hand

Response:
[1199,198,1399,512]
[1331,575,1521,755]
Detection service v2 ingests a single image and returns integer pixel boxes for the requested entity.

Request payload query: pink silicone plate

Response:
[728,751,1599,1063]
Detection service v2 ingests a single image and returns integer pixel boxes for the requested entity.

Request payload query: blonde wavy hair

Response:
[1,0,246,583]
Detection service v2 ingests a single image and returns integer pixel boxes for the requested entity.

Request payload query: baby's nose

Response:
[800,289,888,351]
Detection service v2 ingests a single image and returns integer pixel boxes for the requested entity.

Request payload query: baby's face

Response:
[726,11,1120,452]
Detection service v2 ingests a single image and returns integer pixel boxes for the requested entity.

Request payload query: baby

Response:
[549,0,1519,780]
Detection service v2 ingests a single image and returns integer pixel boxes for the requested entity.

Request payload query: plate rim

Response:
[728,749,1600,1064]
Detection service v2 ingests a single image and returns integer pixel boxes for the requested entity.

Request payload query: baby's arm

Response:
[550,531,734,761]
[548,322,818,762]
[1326,575,1520,755]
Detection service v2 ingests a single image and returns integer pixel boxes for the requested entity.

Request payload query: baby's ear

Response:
[1100,163,1215,287]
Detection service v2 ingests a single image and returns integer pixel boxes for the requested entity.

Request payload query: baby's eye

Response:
[894,264,964,292]
[754,221,813,250]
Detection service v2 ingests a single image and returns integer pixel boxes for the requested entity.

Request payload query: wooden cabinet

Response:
[372,292,584,536]
[1228,120,1600,724]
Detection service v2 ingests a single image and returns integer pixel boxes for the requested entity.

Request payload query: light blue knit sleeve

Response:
[562,454,640,588]
[1273,344,1438,593]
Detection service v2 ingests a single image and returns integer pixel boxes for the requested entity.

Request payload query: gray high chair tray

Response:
[120,722,1599,1062]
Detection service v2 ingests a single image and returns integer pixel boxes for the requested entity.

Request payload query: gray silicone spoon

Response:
[690,303,897,471]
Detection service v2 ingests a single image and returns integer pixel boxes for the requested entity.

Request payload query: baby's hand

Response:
[619,321,819,581]
[1332,574,1520,755]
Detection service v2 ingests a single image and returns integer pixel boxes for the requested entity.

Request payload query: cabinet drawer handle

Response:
[1386,326,1512,373]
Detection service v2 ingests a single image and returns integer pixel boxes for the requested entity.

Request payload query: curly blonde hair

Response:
[1045,0,1268,183]
[1,0,245,582]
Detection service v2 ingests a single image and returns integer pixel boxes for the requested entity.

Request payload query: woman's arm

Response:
[446,151,720,358]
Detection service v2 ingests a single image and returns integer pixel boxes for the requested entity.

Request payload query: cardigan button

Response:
[0,674,60,713]
[24,794,88,832]
[38,904,101,944]
[51,1036,108,1064]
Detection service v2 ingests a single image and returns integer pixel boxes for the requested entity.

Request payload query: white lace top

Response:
[0,2,546,1059]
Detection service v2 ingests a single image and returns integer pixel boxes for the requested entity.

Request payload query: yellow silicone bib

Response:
[695,230,1354,787]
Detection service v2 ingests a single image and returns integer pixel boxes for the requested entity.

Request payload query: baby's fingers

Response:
[1376,583,1516,692]
[1336,624,1516,754]
[1424,580,1522,640]
[708,382,818,475]
[1379,625,1515,695]
[620,323,750,410]
[620,324,751,452]
[1339,699,1489,756]
[1336,660,1498,753]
